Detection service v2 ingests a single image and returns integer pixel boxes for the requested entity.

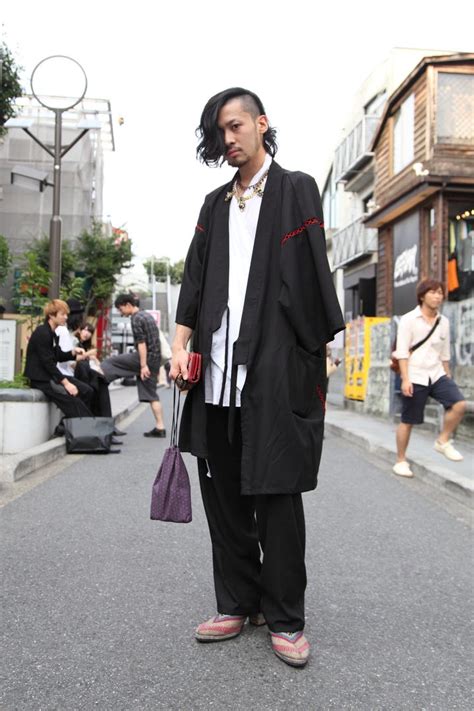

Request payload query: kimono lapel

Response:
[233,161,283,367]
[201,185,231,336]
[228,162,283,437]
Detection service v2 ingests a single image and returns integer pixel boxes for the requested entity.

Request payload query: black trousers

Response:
[31,378,94,418]
[198,406,306,633]
[75,361,112,417]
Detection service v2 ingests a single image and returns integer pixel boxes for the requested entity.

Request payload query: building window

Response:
[437,72,474,146]
[363,194,374,214]
[393,93,414,174]
[364,91,387,117]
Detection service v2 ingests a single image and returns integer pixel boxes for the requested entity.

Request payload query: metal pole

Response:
[151,254,156,311]
[48,109,63,298]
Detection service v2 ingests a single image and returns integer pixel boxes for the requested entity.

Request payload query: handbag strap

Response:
[170,384,182,447]
[409,316,440,354]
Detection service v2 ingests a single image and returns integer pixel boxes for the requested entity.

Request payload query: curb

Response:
[1,397,140,484]
[324,420,473,507]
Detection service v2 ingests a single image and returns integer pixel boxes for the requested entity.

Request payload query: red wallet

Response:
[176,352,202,391]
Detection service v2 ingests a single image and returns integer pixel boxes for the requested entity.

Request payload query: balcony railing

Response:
[332,216,378,269]
[334,115,380,183]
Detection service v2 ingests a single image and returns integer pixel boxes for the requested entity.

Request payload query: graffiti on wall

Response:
[442,296,473,367]
[452,297,473,367]
[393,244,419,288]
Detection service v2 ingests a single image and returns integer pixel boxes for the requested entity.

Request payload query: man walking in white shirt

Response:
[393,279,466,478]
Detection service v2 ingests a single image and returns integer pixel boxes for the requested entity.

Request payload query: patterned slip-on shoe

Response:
[249,612,266,627]
[270,631,310,667]
[195,614,247,642]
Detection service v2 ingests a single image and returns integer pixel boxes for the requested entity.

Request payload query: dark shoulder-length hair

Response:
[196,87,278,166]
[78,322,95,350]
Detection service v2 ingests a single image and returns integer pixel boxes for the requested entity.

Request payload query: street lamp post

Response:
[50,108,63,298]
[6,55,99,298]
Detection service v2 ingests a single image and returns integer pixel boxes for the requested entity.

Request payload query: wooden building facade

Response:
[365,53,474,317]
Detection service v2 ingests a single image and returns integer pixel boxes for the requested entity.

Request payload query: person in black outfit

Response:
[55,303,126,438]
[58,303,114,420]
[73,321,116,422]
[24,299,94,419]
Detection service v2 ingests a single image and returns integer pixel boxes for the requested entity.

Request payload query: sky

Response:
[2,0,473,265]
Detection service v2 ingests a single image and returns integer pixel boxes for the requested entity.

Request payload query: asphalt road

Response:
[1,389,472,711]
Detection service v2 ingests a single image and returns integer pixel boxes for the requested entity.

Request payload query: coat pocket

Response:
[289,346,326,418]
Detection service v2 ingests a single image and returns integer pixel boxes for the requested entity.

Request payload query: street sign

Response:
[0,320,17,381]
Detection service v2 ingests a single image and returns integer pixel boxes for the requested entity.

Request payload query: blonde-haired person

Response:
[24,299,94,426]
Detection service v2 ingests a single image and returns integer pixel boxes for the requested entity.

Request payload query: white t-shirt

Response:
[56,325,76,377]
[205,154,272,407]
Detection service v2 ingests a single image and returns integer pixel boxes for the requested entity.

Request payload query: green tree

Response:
[26,236,79,293]
[76,221,133,315]
[143,257,185,285]
[12,251,51,334]
[0,234,12,287]
[22,225,133,315]
[0,41,23,138]
[170,259,184,285]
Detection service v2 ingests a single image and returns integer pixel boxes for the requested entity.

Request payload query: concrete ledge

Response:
[114,399,139,425]
[0,388,49,403]
[0,392,61,455]
[0,392,142,483]
[1,439,67,483]
[325,418,473,507]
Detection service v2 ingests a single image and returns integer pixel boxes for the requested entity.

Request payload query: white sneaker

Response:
[393,461,414,477]
[434,439,464,462]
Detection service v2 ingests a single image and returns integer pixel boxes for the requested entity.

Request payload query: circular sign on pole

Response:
[31,55,87,111]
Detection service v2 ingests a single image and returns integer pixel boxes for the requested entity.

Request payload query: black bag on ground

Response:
[63,417,117,454]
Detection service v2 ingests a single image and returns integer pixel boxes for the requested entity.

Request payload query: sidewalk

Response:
[324,403,473,506]
[1,384,141,484]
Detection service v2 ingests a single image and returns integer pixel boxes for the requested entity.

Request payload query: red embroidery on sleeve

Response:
[316,385,326,411]
[280,217,324,246]
[196,224,205,233]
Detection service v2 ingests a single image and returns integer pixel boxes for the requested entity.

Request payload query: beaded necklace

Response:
[225,168,269,212]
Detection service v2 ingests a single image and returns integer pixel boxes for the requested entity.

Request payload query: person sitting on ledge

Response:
[24,299,94,423]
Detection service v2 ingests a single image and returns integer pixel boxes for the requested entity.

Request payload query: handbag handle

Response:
[170,384,182,447]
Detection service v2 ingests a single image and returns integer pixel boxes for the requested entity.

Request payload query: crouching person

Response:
[24,299,94,425]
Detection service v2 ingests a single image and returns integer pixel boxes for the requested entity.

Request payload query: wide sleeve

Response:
[278,173,345,353]
[175,203,208,330]
[36,327,69,382]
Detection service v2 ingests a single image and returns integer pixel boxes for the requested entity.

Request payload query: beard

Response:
[226,150,247,167]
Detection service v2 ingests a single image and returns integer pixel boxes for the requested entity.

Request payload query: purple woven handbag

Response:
[150,386,192,523]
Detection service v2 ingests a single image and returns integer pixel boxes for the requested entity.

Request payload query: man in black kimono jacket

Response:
[171,88,345,668]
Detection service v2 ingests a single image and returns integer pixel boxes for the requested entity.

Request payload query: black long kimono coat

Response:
[176,160,345,495]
